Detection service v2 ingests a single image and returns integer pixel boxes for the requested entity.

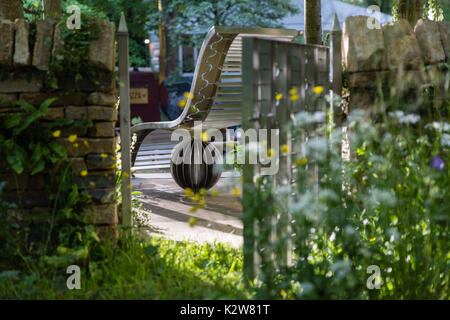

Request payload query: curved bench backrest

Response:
[131,26,298,134]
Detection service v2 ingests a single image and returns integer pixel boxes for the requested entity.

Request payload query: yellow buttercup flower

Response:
[192,193,200,202]
[290,94,299,101]
[289,87,298,95]
[189,206,198,213]
[281,144,289,154]
[52,130,61,138]
[232,188,240,196]
[210,189,219,196]
[369,237,376,242]
[188,217,197,227]
[275,93,283,101]
[73,143,79,148]
[122,172,130,179]
[397,184,402,189]
[199,188,207,197]
[101,153,108,158]
[68,134,77,143]
[80,170,88,177]
[198,200,206,207]
[313,86,324,94]
[127,183,132,189]
[201,131,209,142]
[184,92,194,100]
[178,99,187,108]
[84,140,89,147]
[184,188,194,197]
[280,289,286,297]
[294,157,308,166]
[267,148,276,158]
[89,181,96,187]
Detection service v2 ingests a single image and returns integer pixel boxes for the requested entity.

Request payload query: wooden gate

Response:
[241,17,342,280]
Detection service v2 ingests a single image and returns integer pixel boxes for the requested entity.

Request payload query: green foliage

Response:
[0,236,250,299]
[47,11,105,91]
[74,0,156,67]
[244,68,449,299]
[340,0,393,14]
[0,99,94,272]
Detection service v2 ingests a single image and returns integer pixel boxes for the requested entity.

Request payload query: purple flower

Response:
[430,156,444,171]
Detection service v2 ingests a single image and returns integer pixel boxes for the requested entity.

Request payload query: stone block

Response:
[14,19,31,66]
[19,92,87,106]
[0,72,44,93]
[74,172,116,189]
[348,71,389,88]
[58,72,116,93]
[66,105,117,121]
[65,106,88,120]
[87,188,116,204]
[342,16,387,72]
[88,20,115,72]
[32,20,54,70]
[42,107,64,120]
[96,224,119,240]
[414,19,446,64]
[70,157,87,174]
[382,19,422,70]
[88,106,117,121]
[348,89,380,115]
[438,21,450,61]
[0,93,17,107]
[57,137,116,157]
[51,24,64,59]
[86,154,116,170]
[0,173,28,190]
[87,92,117,106]
[0,20,14,66]
[2,191,49,208]
[88,203,119,225]
[87,121,116,137]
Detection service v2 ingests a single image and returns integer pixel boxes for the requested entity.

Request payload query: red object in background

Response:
[129,71,168,123]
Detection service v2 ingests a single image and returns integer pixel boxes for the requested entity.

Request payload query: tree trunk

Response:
[397,0,424,26]
[42,0,62,21]
[304,0,322,45]
[0,0,24,21]
[158,0,167,84]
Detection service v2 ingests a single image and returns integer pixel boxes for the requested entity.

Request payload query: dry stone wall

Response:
[0,18,118,235]
[342,17,449,115]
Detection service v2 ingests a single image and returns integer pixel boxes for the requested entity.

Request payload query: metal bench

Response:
[129,26,298,190]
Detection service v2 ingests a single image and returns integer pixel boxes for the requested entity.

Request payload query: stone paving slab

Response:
[133,171,243,247]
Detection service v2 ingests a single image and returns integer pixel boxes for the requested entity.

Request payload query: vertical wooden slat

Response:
[273,42,291,268]
[242,36,333,281]
[331,14,343,128]
[242,36,257,282]
[118,13,132,227]
[259,39,274,276]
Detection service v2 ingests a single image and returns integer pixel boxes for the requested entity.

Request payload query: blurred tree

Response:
[395,0,424,25]
[304,0,322,44]
[0,0,24,20]
[440,0,450,20]
[339,0,392,13]
[42,0,61,20]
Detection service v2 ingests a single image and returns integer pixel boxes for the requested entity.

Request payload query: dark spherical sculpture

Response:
[170,139,222,192]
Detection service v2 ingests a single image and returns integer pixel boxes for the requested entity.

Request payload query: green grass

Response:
[0,236,251,299]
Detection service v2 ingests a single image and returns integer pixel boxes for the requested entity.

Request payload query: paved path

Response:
[132,171,243,247]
